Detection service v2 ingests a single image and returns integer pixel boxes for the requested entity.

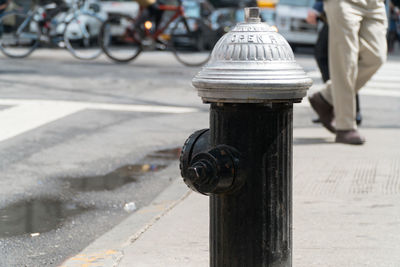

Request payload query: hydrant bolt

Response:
[187,161,212,184]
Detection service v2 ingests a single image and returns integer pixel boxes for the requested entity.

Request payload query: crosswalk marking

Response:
[307,84,400,98]
[1,60,399,143]
[306,62,400,100]
[0,99,198,143]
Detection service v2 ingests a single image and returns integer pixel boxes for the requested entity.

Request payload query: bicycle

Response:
[0,0,105,60]
[99,0,216,66]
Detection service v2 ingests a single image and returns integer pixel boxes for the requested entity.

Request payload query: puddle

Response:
[145,147,181,159]
[64,164,166,191]
[63,147,181,192]
[0,148,182,238]
[0,198,90,238]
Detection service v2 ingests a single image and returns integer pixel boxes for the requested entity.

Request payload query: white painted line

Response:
[83,103,197,114]
[307,88,400,98]
[0,99,198,143]
[0,99,198,113]
[361,88,400,97]
[0,102,83,142]
[297,88,400,109]
[306,72,400,99]
[363,80,400,90]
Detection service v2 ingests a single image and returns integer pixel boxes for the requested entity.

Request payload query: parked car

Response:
[275,0,318,46]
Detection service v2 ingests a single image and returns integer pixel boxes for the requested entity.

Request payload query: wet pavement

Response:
[0,50,204,266]
[0,198,91,238]
[62,148,180,192]
[0,147,181,266]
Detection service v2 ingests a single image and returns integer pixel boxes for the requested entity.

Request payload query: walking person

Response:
[309,0,387,145]
[307,0,363,126]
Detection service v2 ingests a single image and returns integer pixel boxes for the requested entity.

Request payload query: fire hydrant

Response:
[180,7,312,267]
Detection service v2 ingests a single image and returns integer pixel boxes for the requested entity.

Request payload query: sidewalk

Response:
[61,127,400,267]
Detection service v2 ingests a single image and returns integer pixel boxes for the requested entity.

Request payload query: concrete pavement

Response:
[61,127,400,267]
[1,48,399,266]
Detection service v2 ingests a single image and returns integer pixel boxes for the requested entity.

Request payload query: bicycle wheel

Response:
[100,13,142,63]
[0,12,40,58]
[64,13,104,60]
[170,17,212,67]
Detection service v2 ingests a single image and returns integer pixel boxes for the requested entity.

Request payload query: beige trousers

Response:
[320,0,387,130]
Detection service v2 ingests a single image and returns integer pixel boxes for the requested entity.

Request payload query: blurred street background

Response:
[0,0,400,266]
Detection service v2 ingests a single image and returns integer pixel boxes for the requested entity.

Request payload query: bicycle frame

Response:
[99,0,211,66]
[0,0,104,60]
[8,5,62,39]
[0,0,103,40]
[15,11,35,36]
[143,3,186,41]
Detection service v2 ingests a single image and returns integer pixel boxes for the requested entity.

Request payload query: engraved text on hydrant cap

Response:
[230,34,279,44]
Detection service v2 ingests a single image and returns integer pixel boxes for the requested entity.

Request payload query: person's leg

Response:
[354,1,387,92]
[148,4,163,30]
[322,0,362,131]
[355,94,362,125]
[313,21,363,125]
[309,14,335,132]
[315,22,330,83]
[315,23,329,82]
[388,18,397,52]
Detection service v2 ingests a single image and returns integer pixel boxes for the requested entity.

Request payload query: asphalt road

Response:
[0,49,399,266]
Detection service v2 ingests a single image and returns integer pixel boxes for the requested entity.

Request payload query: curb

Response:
[60,178,191,267]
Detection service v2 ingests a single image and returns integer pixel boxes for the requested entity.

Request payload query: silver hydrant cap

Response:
[192,7,313,103]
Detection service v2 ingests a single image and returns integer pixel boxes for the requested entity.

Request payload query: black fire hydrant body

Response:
[180,8,312,267]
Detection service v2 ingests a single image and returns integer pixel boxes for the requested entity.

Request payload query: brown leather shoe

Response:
[308,92,335,133]
[335,130,365,145]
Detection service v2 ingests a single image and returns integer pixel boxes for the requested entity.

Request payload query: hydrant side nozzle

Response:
[182,145,241,195]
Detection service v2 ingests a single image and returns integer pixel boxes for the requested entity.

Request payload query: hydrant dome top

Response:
[192,7,313,103]
[209,22,293,63]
